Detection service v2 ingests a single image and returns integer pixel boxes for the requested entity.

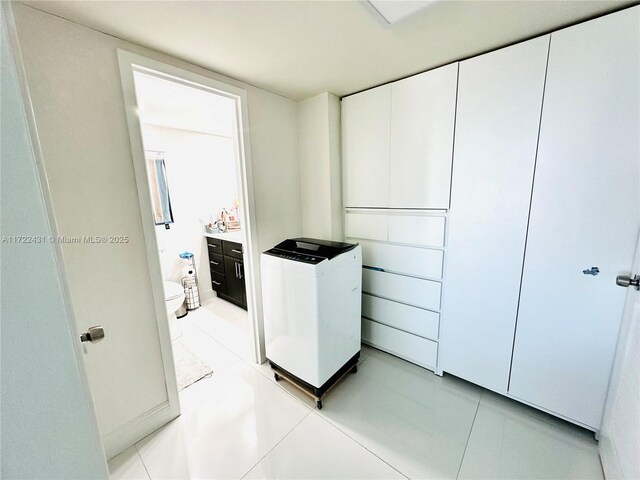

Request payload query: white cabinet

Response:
[440,36,550,394]
[362,269,441,312]
[509,7,640,429]
[389,64,458,209]
[342,85,391,208]
[362,318,438,370]
[341,64,456,370]
[345,207,446,371]
[362,294,439,341]
[342,65,457,209]
[345,209,445,247]
[357,240,443,280]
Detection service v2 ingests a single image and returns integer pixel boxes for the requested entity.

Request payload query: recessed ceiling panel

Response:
[368,0,439,24]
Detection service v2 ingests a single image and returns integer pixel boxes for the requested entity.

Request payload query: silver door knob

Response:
[80,326,105,343]
[615,274,640,290]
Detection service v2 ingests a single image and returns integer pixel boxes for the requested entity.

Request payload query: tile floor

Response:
[109,298,604,480]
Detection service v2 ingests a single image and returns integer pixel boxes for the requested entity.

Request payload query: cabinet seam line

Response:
[507,35,552,392]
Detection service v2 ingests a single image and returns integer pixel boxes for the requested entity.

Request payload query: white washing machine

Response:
[261,238,362,408]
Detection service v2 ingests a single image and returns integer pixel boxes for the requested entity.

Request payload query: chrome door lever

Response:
[80,325,105,343]
[616,274,640,290]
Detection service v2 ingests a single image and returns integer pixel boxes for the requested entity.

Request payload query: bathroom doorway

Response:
[118,51,263,394]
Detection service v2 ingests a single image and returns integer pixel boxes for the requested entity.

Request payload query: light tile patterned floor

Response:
[109,297,603,480]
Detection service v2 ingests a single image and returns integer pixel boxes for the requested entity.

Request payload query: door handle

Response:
[238,263,243,279]
[212,280,221,286]
[232,249,242,255]
[235,262,239,278]
[616,274,639,290]
[209,261,219,266]
[80,326,105,343]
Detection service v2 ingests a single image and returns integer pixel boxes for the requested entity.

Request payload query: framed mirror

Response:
[145,150,174,227]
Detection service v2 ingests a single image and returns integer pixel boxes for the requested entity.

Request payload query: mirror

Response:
[145,150,174,227]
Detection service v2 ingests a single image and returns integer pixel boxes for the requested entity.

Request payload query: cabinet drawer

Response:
[211,271,227,294]
[388,215,445,247]
[208,252,225,274]
[206,237,222,248]
[207,243,222,256]
[345,211,387,241]
[362,294,439,340]
[362,318,438,370]
[345,211,445,248]
[362,268,441,311]
[223,240,243,259]
[357,240,443,279]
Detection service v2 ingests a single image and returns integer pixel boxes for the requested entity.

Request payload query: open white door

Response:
[6,3,181,459]
[599,232,640,479]
[1,6,108,476]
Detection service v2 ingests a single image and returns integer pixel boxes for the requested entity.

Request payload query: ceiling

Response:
[21,0,635,100]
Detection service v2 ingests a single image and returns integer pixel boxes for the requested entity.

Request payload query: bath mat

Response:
[173,341,213,391]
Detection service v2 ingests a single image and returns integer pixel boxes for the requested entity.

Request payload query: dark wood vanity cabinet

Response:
[206,237,247,310]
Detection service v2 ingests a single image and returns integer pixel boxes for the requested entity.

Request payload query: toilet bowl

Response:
[164,281,185,341]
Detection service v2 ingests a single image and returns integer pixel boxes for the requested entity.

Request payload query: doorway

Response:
[118,51,262,395]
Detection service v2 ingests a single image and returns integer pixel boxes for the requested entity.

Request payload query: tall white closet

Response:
[440,36,550,394]
[442,6,639,430]
[342,5,639,431]
[508,8,640,429]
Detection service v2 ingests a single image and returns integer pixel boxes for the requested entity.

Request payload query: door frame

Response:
[117,51,262,367]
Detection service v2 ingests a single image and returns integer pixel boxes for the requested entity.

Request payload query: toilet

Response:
[164,281,185,341]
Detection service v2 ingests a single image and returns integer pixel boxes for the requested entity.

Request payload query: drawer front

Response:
[362,293,439,340]
[223,240,243,259]
[345,211,445,248]
[362,268,441,311]
[388,215,445,247]
[208,252,225,274]
[345,211,387,242]
[211,271,227,294]
[207,242,222,256]
[362,318,438,370]
[357,240,443,279]
[206,237,222,248]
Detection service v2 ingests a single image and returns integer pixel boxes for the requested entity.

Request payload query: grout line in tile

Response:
[455,390,483,480]
[309,409,411,480]
[239,409,314,479]
[133,443,153,480]
[185,317,245,364]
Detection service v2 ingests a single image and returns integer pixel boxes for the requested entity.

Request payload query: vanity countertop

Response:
[204,230,244,245]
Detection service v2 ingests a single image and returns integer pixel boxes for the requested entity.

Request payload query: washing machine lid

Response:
[164,281,184,301]
[264,238,357,264]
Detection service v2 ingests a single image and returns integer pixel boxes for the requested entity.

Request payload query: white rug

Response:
[173,341,213,391]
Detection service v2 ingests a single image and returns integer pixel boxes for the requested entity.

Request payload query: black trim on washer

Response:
[268,351,360,398]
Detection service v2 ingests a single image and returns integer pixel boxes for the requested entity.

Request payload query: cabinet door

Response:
[389,64,458,209]
[223,255,245,308]
[509,8,640,429]
[440,36,550,394]
[238,260,247,307]
[342,85,391,208]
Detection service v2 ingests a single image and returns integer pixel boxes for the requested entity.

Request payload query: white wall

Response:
[298,92,343,240]
[141,123,238,299]
[11,2,301,452]
[0,10,108,478]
